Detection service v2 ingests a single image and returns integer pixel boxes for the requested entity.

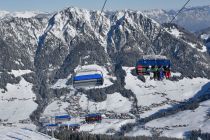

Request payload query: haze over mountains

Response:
[144,5,210,32]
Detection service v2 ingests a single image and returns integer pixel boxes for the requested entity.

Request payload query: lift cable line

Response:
[150,0,192,56]
[141,0,191,81]
[94,0,108,32]
[170,0,191,23]
[100,0,108,17]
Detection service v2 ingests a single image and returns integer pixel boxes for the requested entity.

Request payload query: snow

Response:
[12,11,39,18]
[80,119,135,134]
[51,74,72,89]
[165,26,207,52]
[0,11,9,18]
[143,100,210,138]
[143,55,167,60]
[0,126,55,140]
[126,126,152,137]
[166,28,182,38]
[0,78,37,123]
[75,69,101,76]
[171,72,182,77]
[8,69,33,77]
[123,67,209,117]
[143,6,210,32]
[0,11,41,18]
[200,34,210,40]
[187,42,207,52]
[124,66,210,138]
[143,9,166,17]
[79,92,132,113]
[66,25,77,37]
[43,100,70,116]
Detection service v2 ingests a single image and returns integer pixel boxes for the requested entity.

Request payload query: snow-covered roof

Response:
[142,55,167,60]
[75,69,102,76]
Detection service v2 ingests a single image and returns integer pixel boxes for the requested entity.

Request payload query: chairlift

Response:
[72,69,104,88]
[136,55,171,78]
[135,0,191,78]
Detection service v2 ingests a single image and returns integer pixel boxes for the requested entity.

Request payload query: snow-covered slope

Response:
[79,92,132,113]
[163,23,207,52]
[0,70,37,123]
[80,119,135,135]
[127,100,210,138]
[0,11,44,19]
[197,27,210,53]
[122,67,210,138]
[0,126,55,140]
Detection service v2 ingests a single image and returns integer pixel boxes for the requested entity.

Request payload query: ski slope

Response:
[0,126,55,140]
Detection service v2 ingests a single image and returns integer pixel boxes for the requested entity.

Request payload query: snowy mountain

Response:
[143,5,210,32]
[0,7,210,139]
[0,10,47,19]
[197,27,210,54]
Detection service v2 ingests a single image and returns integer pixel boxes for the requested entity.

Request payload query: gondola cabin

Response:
[136,56,171,75]
[55,115,71,124]
[73,69,104,88]
[85,113,102,123]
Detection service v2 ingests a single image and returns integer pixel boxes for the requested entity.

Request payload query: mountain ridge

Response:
[143,5,210,32]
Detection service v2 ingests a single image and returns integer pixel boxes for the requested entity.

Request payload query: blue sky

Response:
[0,0,209,12]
